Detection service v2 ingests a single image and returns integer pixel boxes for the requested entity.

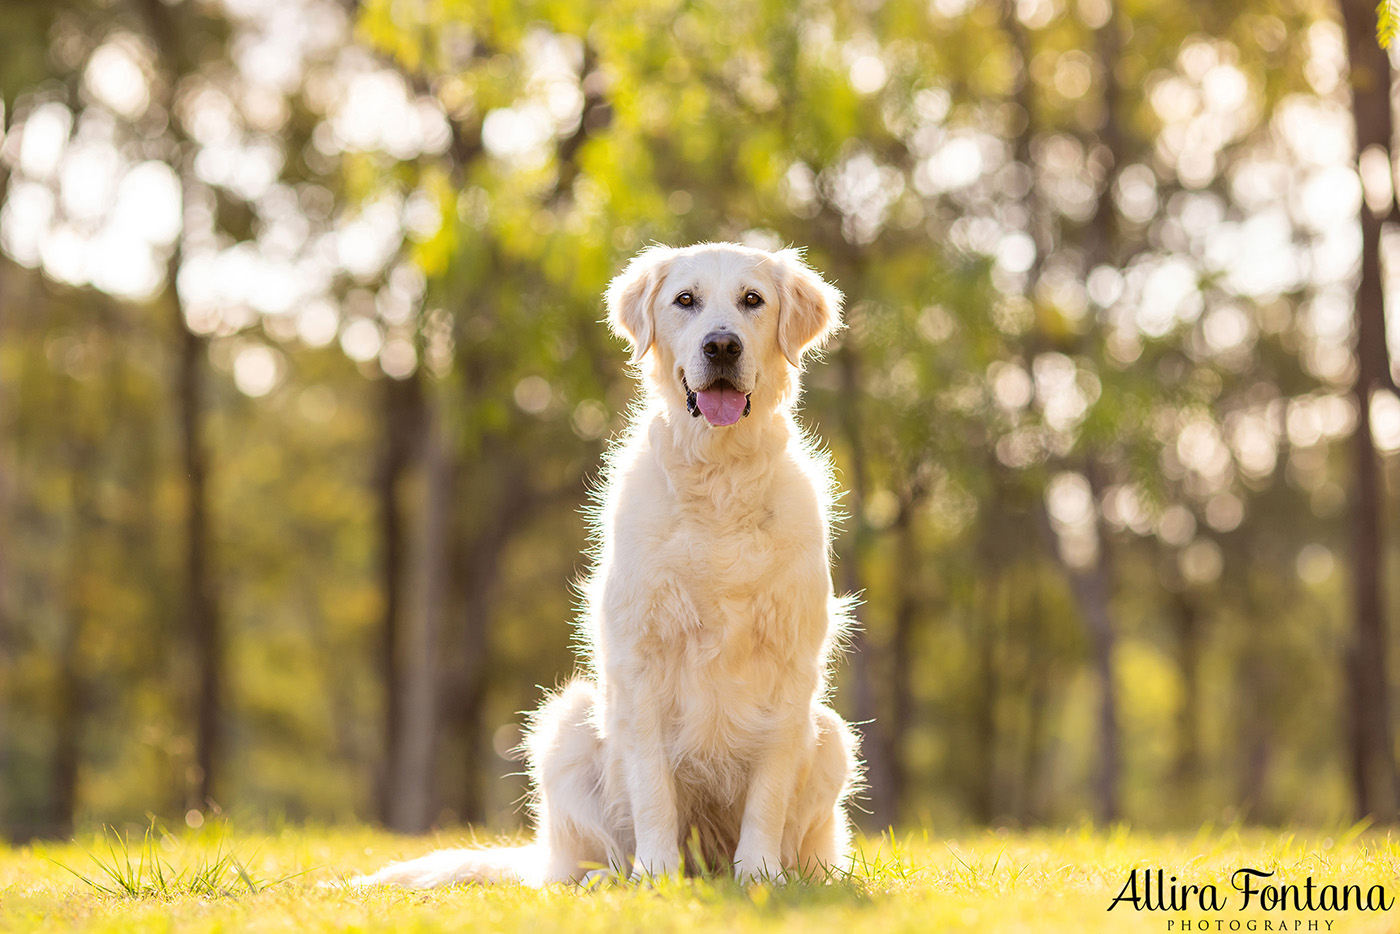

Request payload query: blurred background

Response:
[0,0,1397,842]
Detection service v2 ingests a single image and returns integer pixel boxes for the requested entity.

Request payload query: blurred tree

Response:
[386,383,452,832]
[0,0,1394,840]
[1338,0,1398,823]
[372,370,418,823]
[129,0,229,812]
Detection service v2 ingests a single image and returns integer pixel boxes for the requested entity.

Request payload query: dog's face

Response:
[606,244,843,427]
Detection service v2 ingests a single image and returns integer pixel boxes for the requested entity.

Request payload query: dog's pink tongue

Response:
[696,386,747,426]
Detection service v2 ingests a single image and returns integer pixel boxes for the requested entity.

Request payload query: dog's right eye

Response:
[675,292,694,307]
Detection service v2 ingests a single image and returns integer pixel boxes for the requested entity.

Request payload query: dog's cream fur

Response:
[353,243,859,887]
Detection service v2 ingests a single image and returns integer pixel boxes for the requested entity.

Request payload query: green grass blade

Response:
[1380,0,1399,47]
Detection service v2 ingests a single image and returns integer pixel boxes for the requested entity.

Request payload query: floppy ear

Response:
[775,249,844,367]
[605,246,675,361]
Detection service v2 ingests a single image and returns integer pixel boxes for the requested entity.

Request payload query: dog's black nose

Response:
[703,331,743,361]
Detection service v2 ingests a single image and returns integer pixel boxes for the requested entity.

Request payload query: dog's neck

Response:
[653,401,792,469]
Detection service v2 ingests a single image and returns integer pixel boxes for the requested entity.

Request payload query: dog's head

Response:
[605,243,843,427]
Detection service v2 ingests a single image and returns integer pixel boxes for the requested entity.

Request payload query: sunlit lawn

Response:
[2,824,1399,932]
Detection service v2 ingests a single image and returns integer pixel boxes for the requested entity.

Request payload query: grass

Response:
[39,821,294,898]
[1,823,1399,932]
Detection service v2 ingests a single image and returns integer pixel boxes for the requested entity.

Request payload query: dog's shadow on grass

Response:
[558,841,924,914]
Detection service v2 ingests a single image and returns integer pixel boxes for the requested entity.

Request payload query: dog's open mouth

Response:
[682,374,751,427]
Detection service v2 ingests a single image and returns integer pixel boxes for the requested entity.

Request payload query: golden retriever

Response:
[354,242,859,886]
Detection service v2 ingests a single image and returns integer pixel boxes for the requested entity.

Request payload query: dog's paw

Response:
[733,853,784,885]
[580,868,620,889]
[629,851,681,884]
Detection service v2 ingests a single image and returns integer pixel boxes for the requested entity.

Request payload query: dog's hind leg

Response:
[786,704,859,877]
[525,679,626,883]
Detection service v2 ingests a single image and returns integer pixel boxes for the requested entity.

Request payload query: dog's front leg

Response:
[733,733,808,882]
[622,735,682,879]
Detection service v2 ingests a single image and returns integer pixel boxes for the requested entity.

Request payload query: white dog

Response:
[354,243,859,887]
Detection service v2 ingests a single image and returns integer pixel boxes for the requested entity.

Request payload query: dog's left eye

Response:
[744,291,764,307]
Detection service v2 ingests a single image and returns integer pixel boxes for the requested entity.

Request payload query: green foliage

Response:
[1379,0,1398,47]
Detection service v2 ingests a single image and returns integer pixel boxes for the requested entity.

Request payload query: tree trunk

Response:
[445,430,569,823]
[0,155,12,838]
[1008,0,1127,825]
[886,507,921,819]
[1339,0,1398,823]
[1073,564,1121,823]
[448,454,525,825]
[374,373,421,824]
[170,249,223,812]
[386,390,453,832]
[970,576,1001,824]
[452,527,494,825]
[835,343,898,831]
[1070,2,1129,825]
[1235,582,1278,821]
[1037,475,1121,824]
[1171,592,1201,813]
[130,0,225,816]
[51,437,100,838]
[1236,658,1273,822]
[50,610,84,838]
[1017,584,1053,825]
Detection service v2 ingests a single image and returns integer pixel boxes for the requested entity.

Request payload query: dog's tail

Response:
[349,843,546,888]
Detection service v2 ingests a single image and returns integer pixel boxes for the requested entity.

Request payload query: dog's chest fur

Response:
[594,413,832,774]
